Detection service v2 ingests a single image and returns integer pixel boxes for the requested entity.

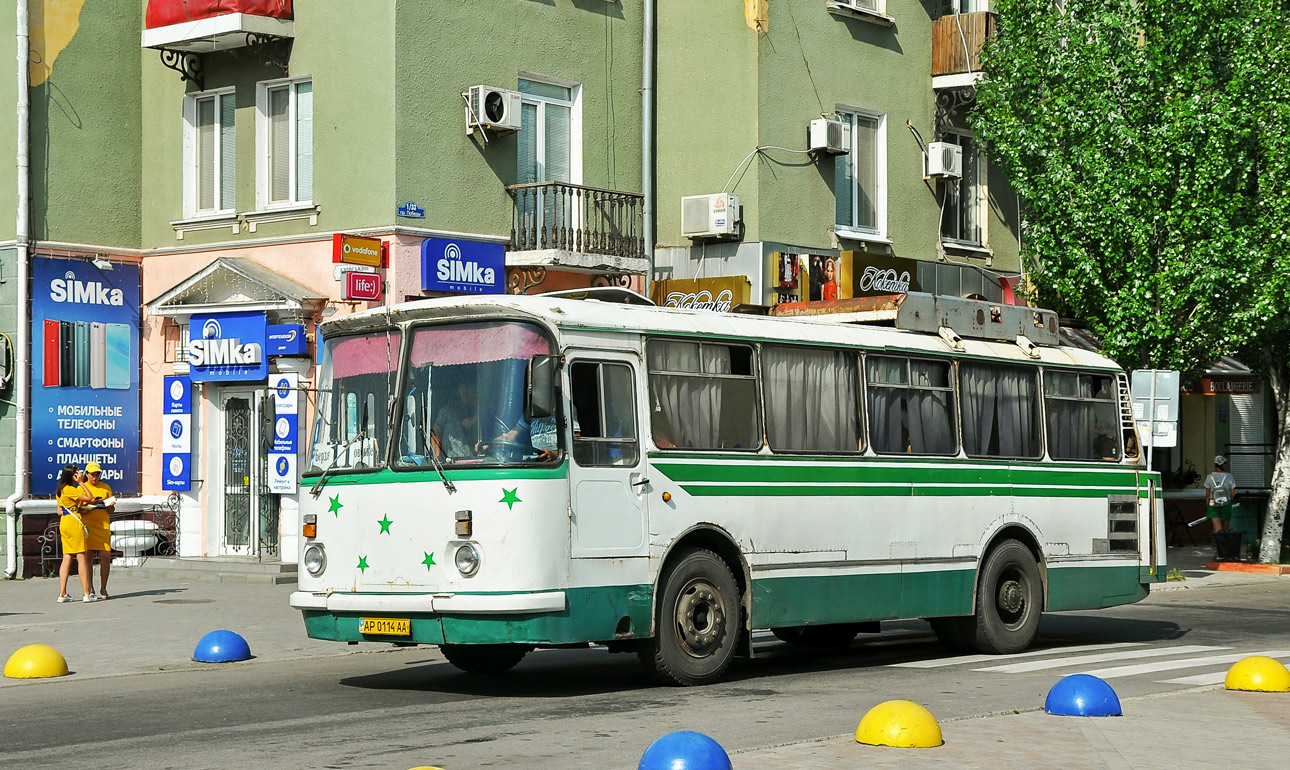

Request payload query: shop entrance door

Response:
[217,389,279,558]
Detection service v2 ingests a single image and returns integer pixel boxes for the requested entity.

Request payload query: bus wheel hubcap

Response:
[676,581,724,655]
[998,578,1024,616]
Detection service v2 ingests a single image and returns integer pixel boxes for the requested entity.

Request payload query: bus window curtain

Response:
[764,346,859,452]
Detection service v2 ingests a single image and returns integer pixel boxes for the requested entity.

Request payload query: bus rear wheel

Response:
[439,643,532,674]
[970,539,1042,654]
[640,548,740,686]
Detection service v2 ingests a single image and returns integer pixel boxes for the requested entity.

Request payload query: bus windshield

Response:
[395,321,555,468]
[306,329,402,475]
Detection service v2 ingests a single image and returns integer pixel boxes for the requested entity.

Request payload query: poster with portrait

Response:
[801,253,852,302]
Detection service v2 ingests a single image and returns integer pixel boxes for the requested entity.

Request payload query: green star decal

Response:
[357,555,369,573]
[500,487,522,510]
[377,514,393,534]
[421,551,436,570]
[328,494,344,517]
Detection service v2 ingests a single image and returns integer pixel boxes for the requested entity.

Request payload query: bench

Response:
[37,493,181,576]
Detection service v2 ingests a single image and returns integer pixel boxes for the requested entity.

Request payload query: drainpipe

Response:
[641,0,655,297]
[5,0,31,578]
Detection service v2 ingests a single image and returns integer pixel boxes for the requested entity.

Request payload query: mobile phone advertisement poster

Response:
[30,257,141,495]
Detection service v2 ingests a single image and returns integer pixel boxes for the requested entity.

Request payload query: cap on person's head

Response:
[1214,455,1227,467]
[85,461,102,474]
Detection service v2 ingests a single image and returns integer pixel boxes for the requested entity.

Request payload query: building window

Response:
[835,110,886,238]
[256,78,313,209]
[940,131,984,247]
[517,78,579,186]
[182,89,235,217]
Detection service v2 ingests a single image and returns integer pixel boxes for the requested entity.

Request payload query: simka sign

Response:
[345,271,383,301]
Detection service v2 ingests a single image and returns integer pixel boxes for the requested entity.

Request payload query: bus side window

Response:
[1045,370,1120,461]
[865,355,958,455]
[646,339,759,450]
[571,361,639,467]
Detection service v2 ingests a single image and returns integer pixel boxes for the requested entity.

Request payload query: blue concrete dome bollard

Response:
[193,630,252,663]
[638,731,732,770]
[1045,674,1122,716]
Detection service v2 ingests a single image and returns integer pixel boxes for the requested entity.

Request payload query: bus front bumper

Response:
[289,590,566,614]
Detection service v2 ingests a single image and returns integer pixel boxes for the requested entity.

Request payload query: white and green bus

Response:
[290,289,1164,686]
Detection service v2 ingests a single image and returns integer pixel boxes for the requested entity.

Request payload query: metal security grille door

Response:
[220,393,280,558]
[1229,393,1265,488]
[222,396,253,554]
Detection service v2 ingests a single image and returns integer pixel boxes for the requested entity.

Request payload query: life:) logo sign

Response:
[420,238,505,294]
[345,271,383,301]
[49,270,125,306]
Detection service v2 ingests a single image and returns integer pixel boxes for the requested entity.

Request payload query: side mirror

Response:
[526,355,557,419]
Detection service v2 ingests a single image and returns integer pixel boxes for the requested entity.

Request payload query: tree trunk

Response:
[1257,362,1290,564]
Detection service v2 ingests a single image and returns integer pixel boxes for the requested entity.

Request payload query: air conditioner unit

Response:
[926,141,963,179]
[808,119,850,155]
[681,193,741,239]
[465,85,523,134]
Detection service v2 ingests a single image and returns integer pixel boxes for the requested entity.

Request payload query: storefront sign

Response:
[332,233,385,267]
[848,252,920,297]
[188,311,267,382]
[651,276,751,313]
[802,253,852,302]
[30,257,141,494]
[266,324,307,356]
[345,271,384,301]
[420,238,505,294]
[766,252,802,306]
[161,375,191,491]
[268,372,299,493]
[1194,377,1260,395]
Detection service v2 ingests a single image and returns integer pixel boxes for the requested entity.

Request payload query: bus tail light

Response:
[455,510,472,538]
[303,514,317,539]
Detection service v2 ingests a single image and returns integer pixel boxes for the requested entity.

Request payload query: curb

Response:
[1206,561,1290,575]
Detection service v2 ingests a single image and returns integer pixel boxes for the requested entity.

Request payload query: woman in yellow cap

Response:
[82,461,116,599]
[55,465,97,603]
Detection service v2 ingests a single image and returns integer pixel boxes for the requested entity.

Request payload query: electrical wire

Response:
[722,145,816,194]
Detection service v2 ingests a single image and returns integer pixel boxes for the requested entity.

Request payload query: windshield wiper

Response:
[309,431,365,498]
[420,423,457,494]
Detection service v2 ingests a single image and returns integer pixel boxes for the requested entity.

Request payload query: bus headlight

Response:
[454,544,481,577]
[303,543,327,576]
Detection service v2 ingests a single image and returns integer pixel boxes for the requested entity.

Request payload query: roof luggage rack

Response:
[760,292,1061,348]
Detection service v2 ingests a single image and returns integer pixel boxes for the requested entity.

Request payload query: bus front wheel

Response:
[971,539,1042,654]
[439,643,532,674]
[641,548,741,686]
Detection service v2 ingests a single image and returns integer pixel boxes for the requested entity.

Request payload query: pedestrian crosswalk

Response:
[889,640,1290,687]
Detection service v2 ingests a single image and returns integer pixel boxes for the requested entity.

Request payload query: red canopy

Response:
[146,0,293,29]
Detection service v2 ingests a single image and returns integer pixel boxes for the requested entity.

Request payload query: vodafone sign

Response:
[345,271,383,301]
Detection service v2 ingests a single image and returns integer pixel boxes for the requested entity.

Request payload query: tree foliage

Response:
[972,0,1290,562]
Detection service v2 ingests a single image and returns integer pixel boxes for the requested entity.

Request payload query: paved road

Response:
[3,569,1287,769]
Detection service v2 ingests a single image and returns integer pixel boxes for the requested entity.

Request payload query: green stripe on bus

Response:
[677,484,1138,498]
[652,462,1137,487]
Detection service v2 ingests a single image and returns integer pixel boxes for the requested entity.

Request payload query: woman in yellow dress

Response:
[55,465,97,603]
[82,461,115,599]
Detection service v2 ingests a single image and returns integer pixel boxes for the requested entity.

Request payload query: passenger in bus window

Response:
[431,379,479,460]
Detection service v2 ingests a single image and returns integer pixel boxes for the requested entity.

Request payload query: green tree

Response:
[971,0,1290,563]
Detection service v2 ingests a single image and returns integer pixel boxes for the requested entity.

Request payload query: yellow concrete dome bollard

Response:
[1224,656,1290,693]
[855,699,944,748]
[4,644,70,679]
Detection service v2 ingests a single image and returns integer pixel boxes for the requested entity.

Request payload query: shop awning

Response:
[1057,326,1253,376]
[146,257,324,318]
[142,0,293,53]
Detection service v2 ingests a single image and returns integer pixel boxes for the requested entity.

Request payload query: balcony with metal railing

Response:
[932,11,996,89]
[507,181,646,270]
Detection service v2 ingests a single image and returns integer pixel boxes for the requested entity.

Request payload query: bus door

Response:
[566,353,647,557]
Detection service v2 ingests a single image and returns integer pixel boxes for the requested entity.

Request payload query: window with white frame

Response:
[834,110,886,238]
[940,130,985,247]
[517,78,579,186]
[256,77,313,209]
[182,88,236,218]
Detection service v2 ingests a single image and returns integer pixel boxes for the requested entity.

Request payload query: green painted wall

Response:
[1,10,16,245]
[655,2,1020,275]
[657,2,759,245]
[392,1,643,239]
[28,0,140,247]
[141,2,397,246]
